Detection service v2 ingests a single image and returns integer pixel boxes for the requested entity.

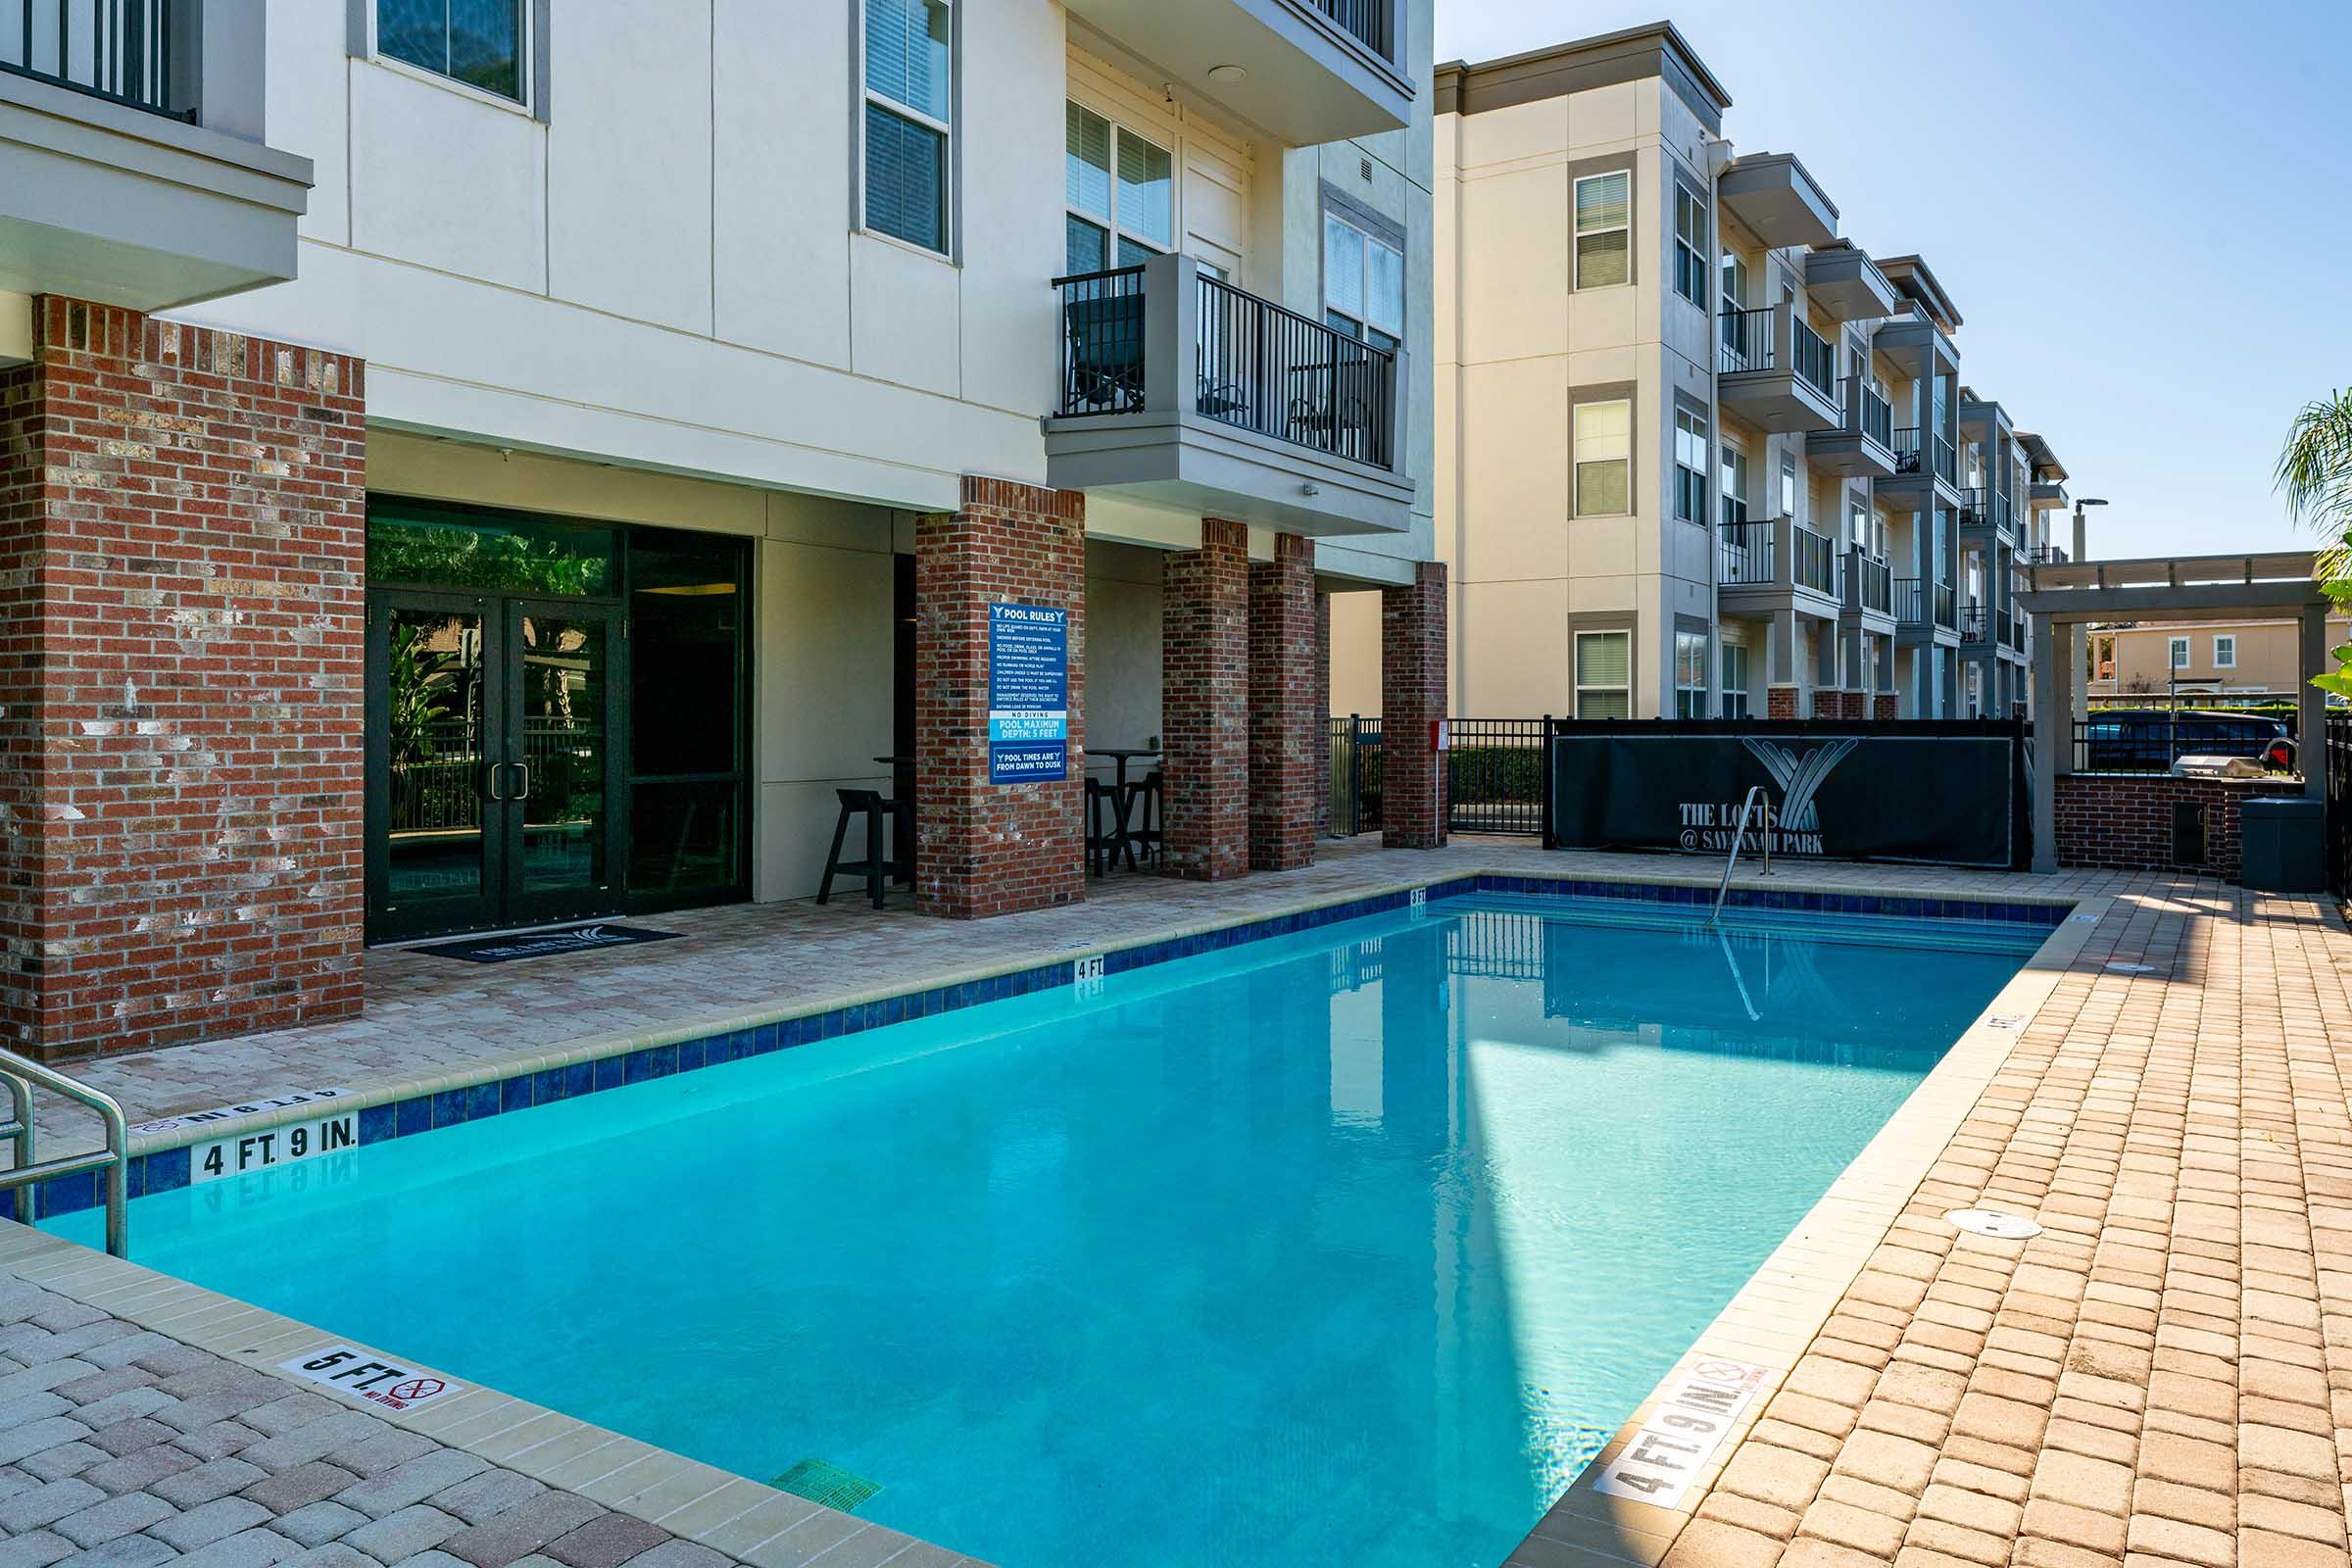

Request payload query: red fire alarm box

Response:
[1432,719,1449,752]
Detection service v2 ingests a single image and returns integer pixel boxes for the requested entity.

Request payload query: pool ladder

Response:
[0,1049,129,1257]
[1707,787,1774,927]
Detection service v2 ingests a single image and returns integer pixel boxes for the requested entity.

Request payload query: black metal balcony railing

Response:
[1792,524,1836,596]
[1053,267,1397,472]
[1305,0,1394,59]
[1792,321,1838,402]
[1,0,184,119]
[1849,549,1891,613]
[1935,433,1957,484]
[1994,494,2016,537]
[1935,579,1957,627]
[1894,576,1926,626]
[1856,382,1892,448]
[1891,426,1922,475]
[2024,544,2070,566]
[1959,605,1989,643]
[1718,306,1775,375]
[1718,519,1775,586]
[1998,609,2016,649]
[1957,486,1990,525]
[1196,271,1396,470]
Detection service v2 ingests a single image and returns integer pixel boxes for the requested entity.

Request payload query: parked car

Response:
[2079,709,2295,772]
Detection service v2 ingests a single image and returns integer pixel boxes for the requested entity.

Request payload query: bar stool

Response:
[818,788,900,909]
[1126,770,1164,864]
[1084,778,1132,877]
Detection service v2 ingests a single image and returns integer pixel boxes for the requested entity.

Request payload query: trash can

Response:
[2239,797,2326,893]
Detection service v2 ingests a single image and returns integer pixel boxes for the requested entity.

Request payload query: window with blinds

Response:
[1574,399,1631,515]
[1673,184,1706,304]
[1674,408,1708,524]
[1065,102,1171,274]
[862,0,952,254]
[1576,630,1632,720]
[1325,211,1404,351]
[1720,443,1748,528]
[1574,172,1630,289]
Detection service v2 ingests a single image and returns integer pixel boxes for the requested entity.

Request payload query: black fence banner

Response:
[1547,718,2025,870]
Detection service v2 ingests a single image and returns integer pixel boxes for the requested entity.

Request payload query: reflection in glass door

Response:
[508,603,621,925]
[369,594,503,941]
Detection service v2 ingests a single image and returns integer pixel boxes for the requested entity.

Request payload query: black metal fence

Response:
[1305,0,1393,59]
[1329,715,1550,838]
[1054,267,1147,416]
[1198,271,1396,470]
[1331,715,1382,836]
[1,0,181,118]
[1719,519,1773,585]
[2328,713,2352,898]
[1718,306,1774,375]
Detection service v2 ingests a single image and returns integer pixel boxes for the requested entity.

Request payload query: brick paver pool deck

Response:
[0,840,2345,1568]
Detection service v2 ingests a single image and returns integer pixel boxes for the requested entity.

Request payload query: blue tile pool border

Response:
[39,872,2078,1219]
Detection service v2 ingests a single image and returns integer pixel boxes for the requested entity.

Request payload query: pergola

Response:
[2018,552,2328,874]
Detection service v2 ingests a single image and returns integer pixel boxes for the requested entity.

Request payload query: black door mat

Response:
[415,923,683,963]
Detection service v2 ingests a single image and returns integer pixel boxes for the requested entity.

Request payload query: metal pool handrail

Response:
[0,1049,129,1257]
[1707,787,1774,926]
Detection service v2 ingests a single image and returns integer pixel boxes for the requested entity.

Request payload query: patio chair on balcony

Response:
[1284,359,1381,460]
[1062,291,1146,415]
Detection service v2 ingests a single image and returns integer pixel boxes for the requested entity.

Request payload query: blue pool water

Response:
[59,896,2041,1567]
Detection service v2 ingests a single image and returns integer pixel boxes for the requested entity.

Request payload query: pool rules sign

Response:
[987,604,1069,785]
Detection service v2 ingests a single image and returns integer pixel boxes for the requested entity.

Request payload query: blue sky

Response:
[1433,0,2352,561]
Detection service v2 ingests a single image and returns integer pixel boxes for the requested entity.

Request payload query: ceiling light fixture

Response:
[1206,64,1247,82]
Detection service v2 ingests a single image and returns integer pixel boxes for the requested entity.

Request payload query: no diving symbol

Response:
[388,1377,445,1402]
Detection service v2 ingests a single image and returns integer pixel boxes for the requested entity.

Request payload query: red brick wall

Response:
[1767,684,1799,719]
[1161,517,1249,879]
[0,299,366,1059]
[2054,772,2303,883]
[1874,693,1898,721]
[1381,561,1446,849]
[1247,533,1318,872]
[914,476,1087,918]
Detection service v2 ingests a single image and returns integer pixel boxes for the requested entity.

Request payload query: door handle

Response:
[509,762,530,802]
[480,762,505,803]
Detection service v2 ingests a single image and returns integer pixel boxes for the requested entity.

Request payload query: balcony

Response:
[1717,153,1838,249]
[1841,547,1892,622]
[1959,604,1991,646]
[1044,254,1414,537]
[1717,304,1842,434]
[1060,0,1410,145]
[1883,424,1961,509]
[0,1,310,317]
[1717,517,1839,607]
[1895,577,1957,634]
[1807,378,1896,478]
[1956,488,2020,543]
[1803,244,1902,321]
[2029,479,2070,511]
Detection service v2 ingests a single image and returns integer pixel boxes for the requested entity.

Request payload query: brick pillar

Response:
[1313,589,1333,837]
[1248,533,1318,872]
[1767,684,1800,719]
[0,299,366,1059]
[1874,692,1898,721]
[914,476,1087,918]
[1381,561,1447,849]
[1161,518,1249,879]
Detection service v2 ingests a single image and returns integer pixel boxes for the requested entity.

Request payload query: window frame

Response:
[1672,406,1708,525]
[858,0,956,260]
[2169,635,2190,670]
[1572,170,1632,291]
[1572,397,1633,517]
[1720,641,1751,718]
[368,0,535,113]
[1064,98,1174,276]
[1719,439,1748,530]
[1672,182,1706,306]
[1574,628,1633,720]
[1674,627,1709,717]
[2213,633,2236,669]
[1322,207,1405,352]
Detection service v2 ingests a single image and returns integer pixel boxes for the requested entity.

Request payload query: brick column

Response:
[1874,692,1899,720]
[1767,684,1800,719]
[1380,561,1447,850]
[0,299,366,1059]
[1313,589,1332,837]
[1248,533,1318,872]
[914,476,1087,918]
[1161,518,1249,880]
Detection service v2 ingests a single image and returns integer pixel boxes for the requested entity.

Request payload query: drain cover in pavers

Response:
[769,1458,879,1513]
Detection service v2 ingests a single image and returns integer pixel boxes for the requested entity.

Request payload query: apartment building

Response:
[1339,23,2066,722]
[2088,616,2352,700]
[0,0,1440,1057]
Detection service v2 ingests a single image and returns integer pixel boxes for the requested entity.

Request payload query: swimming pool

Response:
[54,891,2048,1567]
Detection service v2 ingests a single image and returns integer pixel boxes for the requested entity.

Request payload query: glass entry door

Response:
[367,591,625,941]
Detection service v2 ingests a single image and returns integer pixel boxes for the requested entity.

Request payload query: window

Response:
[1849,499,1869,551]
[1324,212,1403,351]
[1576,630,1631,719]
[2169,635,2190,670]
[1675,629,1709,717]
[1719,251,1749,359]
[1721,642,1751,718]
[1673,184,1706,305]
[2214,634,2236,669]
[861,0,953,254]
[378,0,524,101]
[1065,102,1171,274]
[1720,442,1748,529]
[1673,408,1707,524]
[1573,172,1630,289]
[1574,400,1631,515]
[1779,452,1798,520]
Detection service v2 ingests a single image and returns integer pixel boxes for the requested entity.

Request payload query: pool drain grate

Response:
[771,1458,882,1513]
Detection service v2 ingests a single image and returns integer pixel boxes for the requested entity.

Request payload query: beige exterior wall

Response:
[2089,617,2350,698]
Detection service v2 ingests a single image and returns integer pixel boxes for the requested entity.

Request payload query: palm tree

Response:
[2278,389,2352,696]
